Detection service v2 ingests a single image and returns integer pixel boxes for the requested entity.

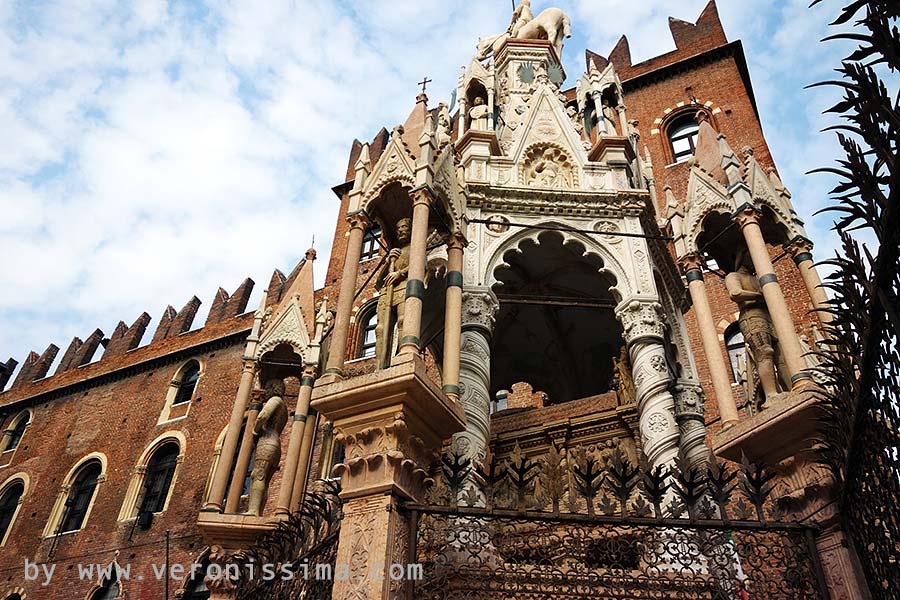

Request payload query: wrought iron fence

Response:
[234,479,342,600]
[402,447,830,599]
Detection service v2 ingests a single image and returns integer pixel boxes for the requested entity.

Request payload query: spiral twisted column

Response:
[617,300,680,471]
[453,288,498,465]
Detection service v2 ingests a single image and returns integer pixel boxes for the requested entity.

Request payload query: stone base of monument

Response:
[196,513,279,555]
[712,386,822,464]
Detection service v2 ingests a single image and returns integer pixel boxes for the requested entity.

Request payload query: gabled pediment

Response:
[360,129,417,210]
[682,166,736,254]
[745,154,803,239]
[432,144,465,230]
[255,295,313,362]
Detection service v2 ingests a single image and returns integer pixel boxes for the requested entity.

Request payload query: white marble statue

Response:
[477,4,572,60]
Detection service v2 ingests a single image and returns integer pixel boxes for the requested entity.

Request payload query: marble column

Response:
[324,213,371,378]
[225,386,263,512]
[275,366,317,515]
[672,380,710,470]
[290,411,319,512]
[203,359,257,512]
[616,300,680,470]
[734,207,812,387]
[787,239,833,328]
[591,91,607,135]
[453,288,499,464]
[398,189,431,356]
[441,234,466,401]
[679,254,740,428]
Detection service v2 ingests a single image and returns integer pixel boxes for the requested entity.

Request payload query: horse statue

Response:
[477,7,571,61]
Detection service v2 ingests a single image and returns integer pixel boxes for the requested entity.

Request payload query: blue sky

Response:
[0,0,850,378]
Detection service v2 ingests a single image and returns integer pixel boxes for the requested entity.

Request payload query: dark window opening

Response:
[61,461,102,533]
[173,362,200,406]
[184,561,211,600]
[725,323,747,384]
[138,442,179,516]
[88,567,120,600]
[0,482,24,541]
[5,414,29,452]
[360,226,382,261]
[668,115,700,163]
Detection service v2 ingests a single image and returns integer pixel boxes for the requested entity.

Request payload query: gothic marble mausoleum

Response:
[0,2,870,599]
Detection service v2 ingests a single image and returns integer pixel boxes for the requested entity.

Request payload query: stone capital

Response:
[410,186,434,208]
[616,300,666,345]
[461,287,499,335]
[785,237,814,261]
[678,253,705,275]
[672,379,705,421]
[444,231,468,250]
[731,204,761,229]
[346,211,372,231]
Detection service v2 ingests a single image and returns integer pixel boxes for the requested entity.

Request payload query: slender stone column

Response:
[734,207,812,387]
[204,360,257,512]
[290,410,319,512]
[617,300,680,470]
[787,239,832,327]
[616,104,629,138]
[225,387,263,512]
[324,213,371,378]
[398,189,431,356]
[487,88,496,131]
[679,255,740,428]
[275,366,317,515]
[441,234,466,400]
[454,288,498,464]
[591,91,607,135]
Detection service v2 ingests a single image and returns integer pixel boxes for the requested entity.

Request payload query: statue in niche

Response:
[508,0,533,38]
[469,96,490,131]
[725,250,791,406]
[601,100,619,136]
[612,345,636,405]
[247,378,289,516]
[436,102,452,146]
[375,218,412,369]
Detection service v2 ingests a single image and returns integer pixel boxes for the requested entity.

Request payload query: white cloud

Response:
[0,0,852,382]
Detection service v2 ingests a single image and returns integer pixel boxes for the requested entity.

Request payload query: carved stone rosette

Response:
[455,288,499,465]
[616,301,679,470]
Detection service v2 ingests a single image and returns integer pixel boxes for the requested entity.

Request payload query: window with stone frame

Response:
[358,305,378,359]
[2,412,29,453]
[360,226,382,261]
[137,442,179,516]
[667,113,700,163]
[0,481,24,544]
[88,568,120,600]
[60,461,102,533]
[172,361,200,406]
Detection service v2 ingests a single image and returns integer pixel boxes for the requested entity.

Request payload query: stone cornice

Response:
[466,183,651,218]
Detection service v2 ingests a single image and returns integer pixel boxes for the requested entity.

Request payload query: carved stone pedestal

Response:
[311,354,466,599]
[712,386,820,464]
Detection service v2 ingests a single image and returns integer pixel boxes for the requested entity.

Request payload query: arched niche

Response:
[490,230,623,404]
[697,208,791,272]
[257,343,304,383]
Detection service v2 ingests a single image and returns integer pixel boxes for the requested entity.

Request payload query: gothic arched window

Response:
[173,361,201,406]
[138,442,180,516]
[725,323,747,383]
[358,305,378,359]
[60,461,102,533]
[0,480,24,545]
[2,412,30,454]
[360,226,382,262]
[668,114,700,163]
[88,568,120,600]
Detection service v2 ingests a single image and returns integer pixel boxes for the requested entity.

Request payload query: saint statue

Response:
[509,0,533,38]
[375,218,412,369]
[725,251,790,405]
[612,345,636,405]
[436,103,452,146]
[246,378,289,516]
[469,96,490,131]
